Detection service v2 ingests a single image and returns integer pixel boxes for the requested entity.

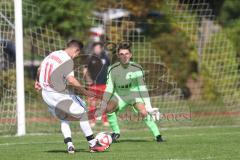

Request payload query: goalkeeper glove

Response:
[147,108,161,121]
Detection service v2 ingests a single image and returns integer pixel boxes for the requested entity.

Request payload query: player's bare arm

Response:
[67,75,100,98]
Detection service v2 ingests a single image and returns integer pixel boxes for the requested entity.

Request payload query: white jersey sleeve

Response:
[39,50,74,91]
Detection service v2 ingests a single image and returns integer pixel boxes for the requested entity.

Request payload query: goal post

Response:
[14,0,26,136]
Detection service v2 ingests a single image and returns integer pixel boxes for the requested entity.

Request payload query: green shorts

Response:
[109,92,145,112]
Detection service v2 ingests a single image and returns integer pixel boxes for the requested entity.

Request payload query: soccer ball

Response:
[95,132,112,147]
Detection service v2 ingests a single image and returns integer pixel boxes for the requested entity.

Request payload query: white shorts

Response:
[42,90,87,119]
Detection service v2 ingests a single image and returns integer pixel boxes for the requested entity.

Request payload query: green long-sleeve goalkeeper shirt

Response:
[102,61,150,103]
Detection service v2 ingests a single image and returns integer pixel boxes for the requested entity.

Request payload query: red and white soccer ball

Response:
[95,132,112,147]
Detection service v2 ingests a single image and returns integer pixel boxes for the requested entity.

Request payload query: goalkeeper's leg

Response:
[107,112,120,134]
[134,103,165,142]
[143,114,160,137]
[133,106,161,138]
[105,95,126,135]
[107,112,121,143]
[106,96,127,142]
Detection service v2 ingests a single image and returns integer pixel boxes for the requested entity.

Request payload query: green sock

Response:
[107,112,120,134]
[143,114,160,137]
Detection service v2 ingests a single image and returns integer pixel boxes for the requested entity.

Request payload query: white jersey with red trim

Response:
[39,50,74,92]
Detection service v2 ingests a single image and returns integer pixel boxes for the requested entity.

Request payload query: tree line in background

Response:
[1,0,239,101]
[29,0,240,100]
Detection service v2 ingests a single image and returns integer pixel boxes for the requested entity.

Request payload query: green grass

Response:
[0,126,240,160]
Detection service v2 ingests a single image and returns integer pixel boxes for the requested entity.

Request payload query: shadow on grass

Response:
[45,148,87,153]
[118,139,151,143]
[45,148,111,153]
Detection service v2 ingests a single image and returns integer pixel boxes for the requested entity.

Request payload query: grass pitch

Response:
[0,126,240,160]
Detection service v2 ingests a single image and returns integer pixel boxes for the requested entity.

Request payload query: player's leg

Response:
[105,96,120,141]
[41,91,76,153]
[72,95,109,152]
[107,94,128,142]
[94,84,109,126]
[87,85,97,127]
[107,112,121,142]
[87,96,97,127]
[105,99,119,113]
[98,85,109,126]
[134,103,164,142]
[105,99,120,135]
[79,113,109,152]
[102,112,109,126]
[107,111,120,134]
[71,95,97,146]
[61,120,75,153]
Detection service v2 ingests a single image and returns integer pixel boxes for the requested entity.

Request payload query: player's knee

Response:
[105,101,118,113]
[106,106,114,113]
[140,110,148,118]
[69,103,85,115]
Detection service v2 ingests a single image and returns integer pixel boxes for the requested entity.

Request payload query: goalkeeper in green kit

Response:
[99,42,165,143]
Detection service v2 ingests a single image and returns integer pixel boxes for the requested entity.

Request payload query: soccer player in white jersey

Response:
[34,40,108,153]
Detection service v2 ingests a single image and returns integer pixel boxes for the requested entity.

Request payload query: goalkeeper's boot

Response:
[111,133,120,143]
[89,141,109,153]
[156,135,166,142]
[67,145,75,154]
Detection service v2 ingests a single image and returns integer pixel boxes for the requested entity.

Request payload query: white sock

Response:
[79,120,97,147]
[61,120,71,138]
[79,120,93,137]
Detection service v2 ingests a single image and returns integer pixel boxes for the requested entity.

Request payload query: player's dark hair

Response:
[117,41,131,53]
[92,42,103,48]
[67,40,84,50]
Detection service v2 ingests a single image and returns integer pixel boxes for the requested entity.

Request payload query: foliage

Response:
[151,28,197,89]
[0,69,39,102]
[24,77,40,101]
[121,0,164,17]
[20,0,240,101]
[201,31,239,101]
[95,0,163,16]
[143,13,172,39]
[219,0,240,26]
[207,0,225,17]
[94,0,198,95]
[224,19,240,62]
[0,69,16,102]
[32,0,94,40]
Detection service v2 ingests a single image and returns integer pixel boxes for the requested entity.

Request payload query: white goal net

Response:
[0,0,239,135]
